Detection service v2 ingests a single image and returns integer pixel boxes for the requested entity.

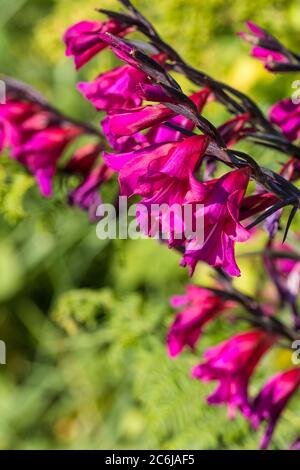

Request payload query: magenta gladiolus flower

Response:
[104,104,174,137]
[101,88,209,152]
[137,82,178,104]
[145,114,192,145]
[240,192,278,221]
[218,113,251,146]
[0,100,40,148]
[69,163,112,221]
[0,123,5,152]
[192,330,276,417]
[65,143,102,175]
[251,47,287,70]
[168,285,232,358]
[251,368,300,449]
[13,126,81,197]
[182,168,251,277]
[97,31,137,64]
[269,99,300,142]
[146,88,211,145]
[104,134,209,202]
[64,20,132,69]
[290,437,300,450]
[78,65,149,111]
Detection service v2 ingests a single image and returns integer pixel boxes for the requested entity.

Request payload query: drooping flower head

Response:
[0,93,94,197]
[102,116,148,153]
[102,88,209,142]
[192,329,276,417]
[168,285,233,358]
[240,192,278,221]
[218,113,252,147]
[250,368,300,449]
[0,100,44,149]
[250,47,288,71]
[68,163,113,221]
[239,22,289,72]
[269,99,300,142]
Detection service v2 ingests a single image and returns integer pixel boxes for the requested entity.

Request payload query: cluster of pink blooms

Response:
[1,2,299,449]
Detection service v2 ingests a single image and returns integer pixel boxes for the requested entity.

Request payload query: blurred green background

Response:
[0,0,300,450]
